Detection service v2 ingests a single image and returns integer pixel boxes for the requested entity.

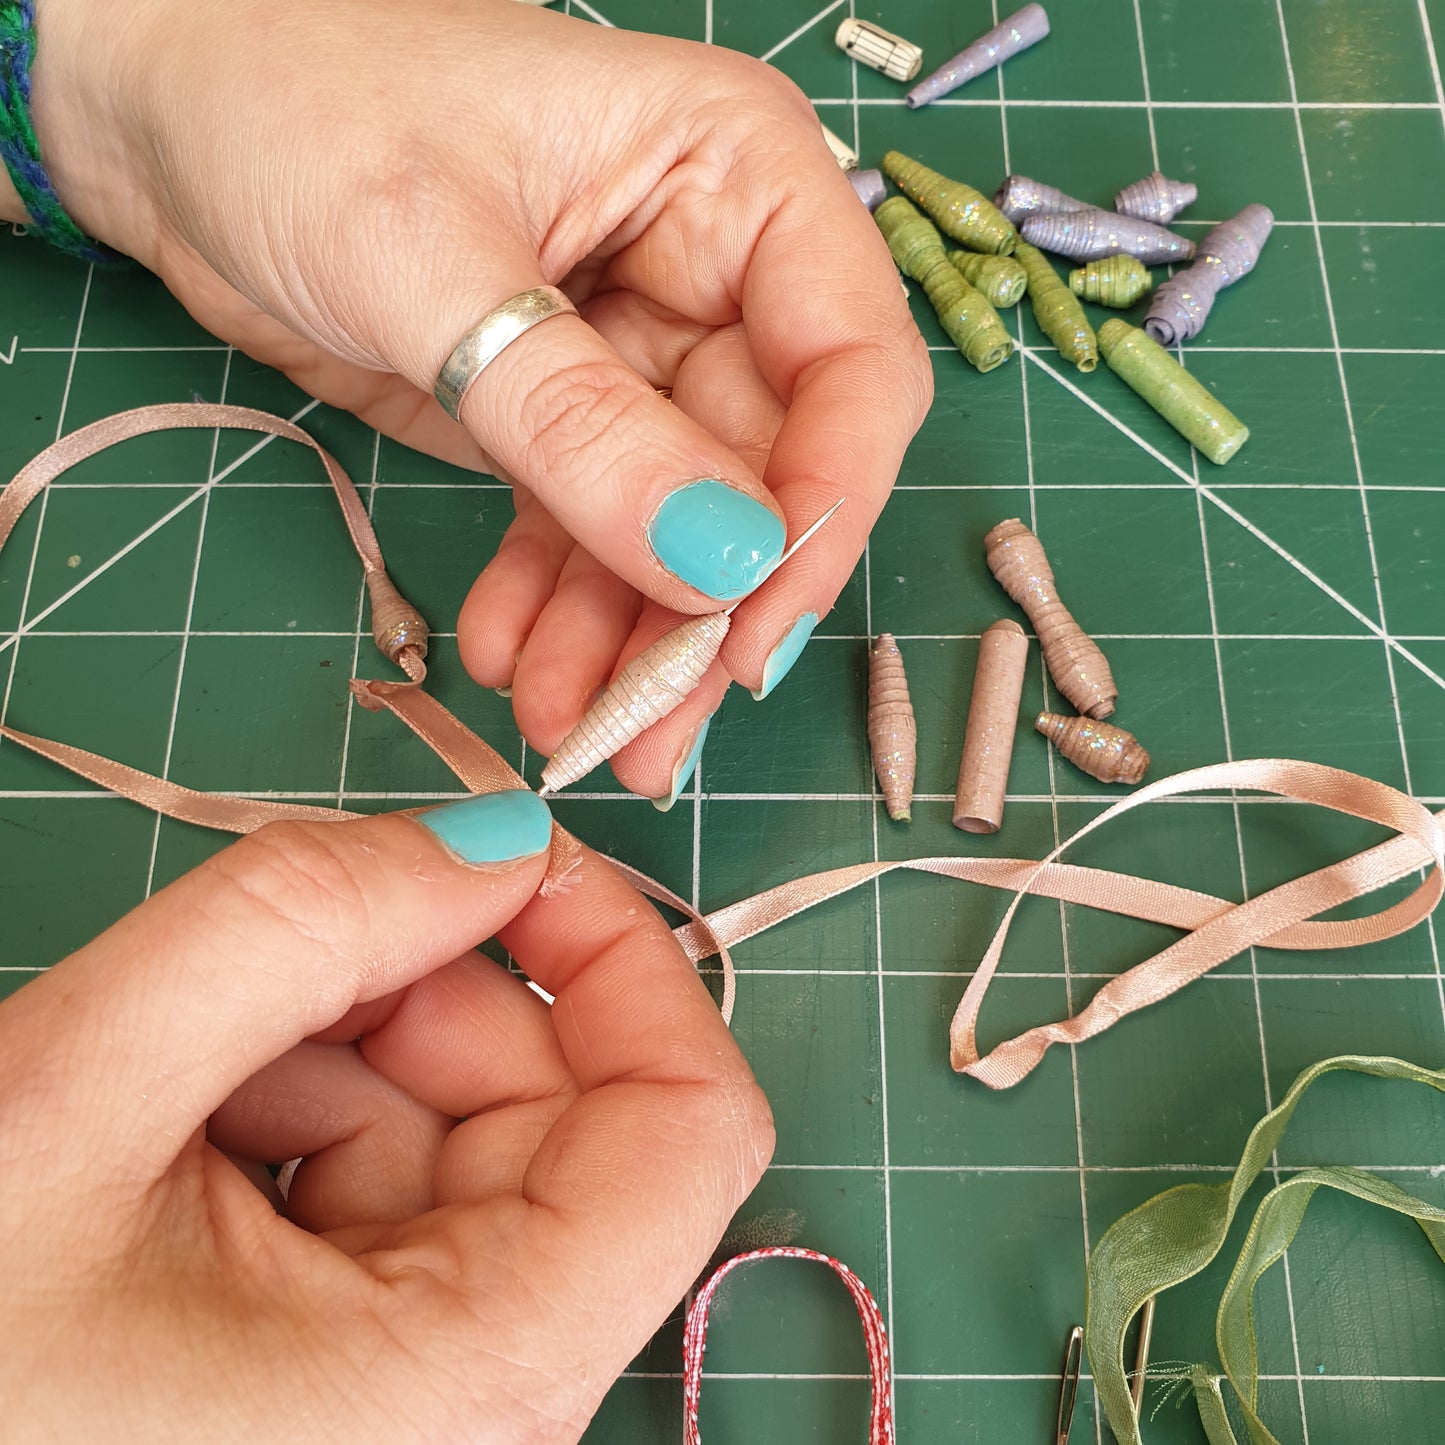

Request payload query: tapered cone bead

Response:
[869,634,917,822]
[1036,712,1149,785]
[542,612,730,793]
[1143,204,1274,346]
[905,3,1050,108]
[993,174,1089,224]
[954,619,1029,833]
[1015,241,1098,372]
[875,195,948,281]
[1068,254,1153,308]
[1022,208,1194,265]
[949,250,1028,307]
[1114,171,1197,225]
[984,518,1117,720]
[882,151,1019,254]
[921,259,1015,372]
[1098,320,1249,465]
[850,168,888,211]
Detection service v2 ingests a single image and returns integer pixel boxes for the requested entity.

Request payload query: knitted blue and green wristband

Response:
[0,0,118,262]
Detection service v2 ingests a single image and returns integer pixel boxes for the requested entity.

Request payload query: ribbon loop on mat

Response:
[682,1248,894,1444]
[3,405,1441,1081]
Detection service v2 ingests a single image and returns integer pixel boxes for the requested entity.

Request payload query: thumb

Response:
[0,791,554,1188]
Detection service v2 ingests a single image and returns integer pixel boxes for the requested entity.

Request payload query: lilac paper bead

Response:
[849,168,888,212]
[993,174,1090,224]
[905,3,1050,108]
[1021,207,1195,266]
[1143,203,1274,346]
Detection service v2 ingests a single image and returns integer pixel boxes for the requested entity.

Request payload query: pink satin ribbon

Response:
[3,405,1440,1086]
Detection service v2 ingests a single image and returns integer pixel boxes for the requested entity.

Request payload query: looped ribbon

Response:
[2,405,1441,1083]
[683,1247,894,1444]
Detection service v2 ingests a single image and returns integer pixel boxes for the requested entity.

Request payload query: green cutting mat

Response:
[2,0,1443,1439]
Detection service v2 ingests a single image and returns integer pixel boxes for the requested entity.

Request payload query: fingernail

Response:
[647,479,786,601]
[415,788,553,864]
[652,716,711,812]
[752,612,819,700]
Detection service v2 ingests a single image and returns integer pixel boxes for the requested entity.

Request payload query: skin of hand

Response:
[0,796,773,1443]
[9,0,933,801]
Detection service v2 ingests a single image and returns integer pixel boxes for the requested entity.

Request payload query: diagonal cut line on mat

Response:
[1417,0,1445,121]
[567,0,616,27]
[1022,347,1445,695]
[760,0,847,62]
[0,399,321,658]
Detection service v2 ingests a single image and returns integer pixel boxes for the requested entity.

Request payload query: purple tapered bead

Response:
[849,167,888,212]
[1143,203,1274,345]
[993,174,1090,224]
[905,3,1050,108]
[1114,171,1198,225]
[1021,207,1195,265]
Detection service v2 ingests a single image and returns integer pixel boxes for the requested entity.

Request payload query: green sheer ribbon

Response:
[1085,1055,1445,1445]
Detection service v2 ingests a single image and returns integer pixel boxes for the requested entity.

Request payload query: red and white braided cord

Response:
[682,1247,895,1444]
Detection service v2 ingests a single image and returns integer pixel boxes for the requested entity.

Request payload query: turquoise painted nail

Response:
[752,612,819,700]
[415,789,553,864]
[647,480,786,601]
[652,716,711,812]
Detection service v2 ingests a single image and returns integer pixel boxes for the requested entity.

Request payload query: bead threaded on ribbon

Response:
[984,518,1117,719]
[1036,712,1149,785]
[365,570,430,667]
[868,633,917,822]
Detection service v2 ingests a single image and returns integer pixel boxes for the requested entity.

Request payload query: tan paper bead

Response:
[1036,712,1149,785]
[984,518,1118,720]
[541,612,730,793]
[869,633,917,822]
[835,17,924,81]
[954,619,1029,834]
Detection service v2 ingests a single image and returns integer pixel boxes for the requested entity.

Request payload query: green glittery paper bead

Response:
[920,258,1014,372]
[881,150,1018,255]
[948,250,1027,308]
[1097,319,1249,464]
[1068,254,1153,308]
[875,195,948,281]
[1015,241,1098,372]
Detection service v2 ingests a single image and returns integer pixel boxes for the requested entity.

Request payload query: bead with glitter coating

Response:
[1036,712,1149,785]
[984,518,1117,720]
[1098,319,1249,465]
[1015,241,1098,372]
[993,174,1090,224]
[905,3,1051,108]
[948,250,1028,307]
[1114,171,1197,225]
[541,612,729,793]
[849,168,888,211]
[1021,208,1194,265]
[954,619,1029,834]
[1069,254,1153,308]
[869,634,917,822]
[882,151,1019,255]
[835,17,923,81]
[1143,204,1274,346]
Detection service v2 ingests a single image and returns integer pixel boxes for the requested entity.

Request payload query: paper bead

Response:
[954,619,1029,834]
[993,174,1090,224]
[1015,241,1098,372]
[905,2,1050,108]
[1114,171,1197,226]
[984,518,1118,720]
[1097,319,1249,465]
[1036,712,1149,785]
[875,195,945,280]
[849,168,888,212]
[835,17,923,81]
[869,633,917,822]
[1021,208,1195,265]
[882,151,1019,255]
[819,123,859,171]
[948,249,1028,307]
[1068,254,1153,308]
[541,612,729,793]
[1143,203,1274,346]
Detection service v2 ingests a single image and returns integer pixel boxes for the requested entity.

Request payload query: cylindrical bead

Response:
[835,18,923,81]
[1068,254,1153,308]
[1097,319,1249,465]
[920,258,1014,372]
[868,634,917,822]
[992,174,1090,224]
[819,122,859,171]
[1015,241,1098,372]
[905,3,1050,107]
[541,612,730,793]
[1021,208,1194,265]
[1143,203,1274,346]
[1113,171,1197,225]
[882,151,1019,255]
[1036,712,1149,785]
[849,167,888,212]
[954,619,1029,834]
[875,195,948,281]
[948,250,1028,308]
[984,518,1117,720]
